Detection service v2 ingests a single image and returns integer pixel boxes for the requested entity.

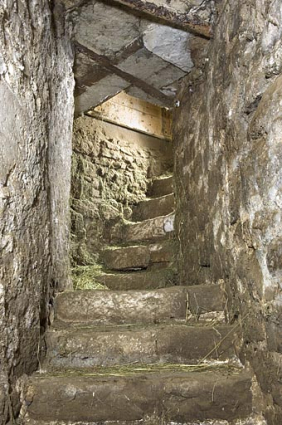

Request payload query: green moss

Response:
[72,265,109,291]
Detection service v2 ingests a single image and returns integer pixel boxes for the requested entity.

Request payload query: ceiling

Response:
[61,0,214,115]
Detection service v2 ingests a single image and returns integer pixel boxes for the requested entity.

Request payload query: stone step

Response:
[109,213,175,244]
[45,323,237,369]
[55,286,188,326]
[22,366,252,424]
[132,193,174,221]
[101,240,176,271]
[21,417,260,425]
[54,284,225,326]
[147,175,173,197]
[123,213,175,243]
[96,267,178,290]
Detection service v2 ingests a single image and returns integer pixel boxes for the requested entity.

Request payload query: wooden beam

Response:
[75,42,174,108]
[97,0,212,38]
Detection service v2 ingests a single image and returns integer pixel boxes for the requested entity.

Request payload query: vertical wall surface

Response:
[0,1,74,423]
[175,0,282,425]
[174,1,282,423]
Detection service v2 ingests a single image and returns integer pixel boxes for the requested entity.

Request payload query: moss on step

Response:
[72,265,109,291]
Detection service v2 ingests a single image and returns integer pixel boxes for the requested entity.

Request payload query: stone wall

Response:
[0,1,74,423]
[174,1,282,423]
[71,116,172,265]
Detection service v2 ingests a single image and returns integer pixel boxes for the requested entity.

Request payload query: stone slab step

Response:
[147,175,173,197]
[22,366,252,423]
[55,284,225,326]
[96,267,178,290]
[21,417,261,425]
[108,214,175,244]
[132,193,174,221]
[45,323,236,369]
[123,213,175,243]
[55,286,188,326]
[101,240,176,271]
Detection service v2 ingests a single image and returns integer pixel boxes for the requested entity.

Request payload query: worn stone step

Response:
[21,417,261,425]
[101,240,176,271]
[123,213,175,243]
[147,175,173,197]
[109,214,175,244]
[132,193,174,221]
[55,286,188,326]
[55,284,225,326]
[45,323,237,369]
[96,267,178,290]
[72,265,178,291]
[22,366,252,424]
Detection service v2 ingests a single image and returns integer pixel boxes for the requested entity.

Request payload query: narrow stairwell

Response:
[20,175,253,425]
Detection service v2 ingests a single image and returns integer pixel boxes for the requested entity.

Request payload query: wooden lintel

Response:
[97,0,212,39]
[75,42,174,108]
[88,92,172,140]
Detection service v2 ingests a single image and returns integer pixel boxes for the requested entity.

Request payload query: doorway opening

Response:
[71,90,176,290]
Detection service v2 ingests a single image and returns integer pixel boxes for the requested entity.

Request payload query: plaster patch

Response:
[143,23,194,72]
[75,2,141,59]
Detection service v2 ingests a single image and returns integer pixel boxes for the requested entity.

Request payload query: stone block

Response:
[95,267,178,290]
[45,324,236,369]
[121,214,175,243]
[102,245,150,270]
[55,286,189,325]
[187,284,225,319]
[23,369,252,423]
[132,193,174,221]
[101,240,176,271]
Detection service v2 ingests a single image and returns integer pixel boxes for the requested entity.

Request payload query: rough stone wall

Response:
[0,1,74,423]
[71,116,172,265]
[174,1,282,423]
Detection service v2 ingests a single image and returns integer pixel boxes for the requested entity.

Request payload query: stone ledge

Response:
[45,323,237,369]
[22,367,252,423]
[132,193,174,222]
[101,240,176,271]
[54,286,189,325]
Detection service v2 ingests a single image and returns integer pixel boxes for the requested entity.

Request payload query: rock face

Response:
[71,117,172,265]
[0,1,74,423]
[174,0,282,422]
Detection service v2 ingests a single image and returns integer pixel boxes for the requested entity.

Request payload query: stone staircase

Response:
[20,175,253,425]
